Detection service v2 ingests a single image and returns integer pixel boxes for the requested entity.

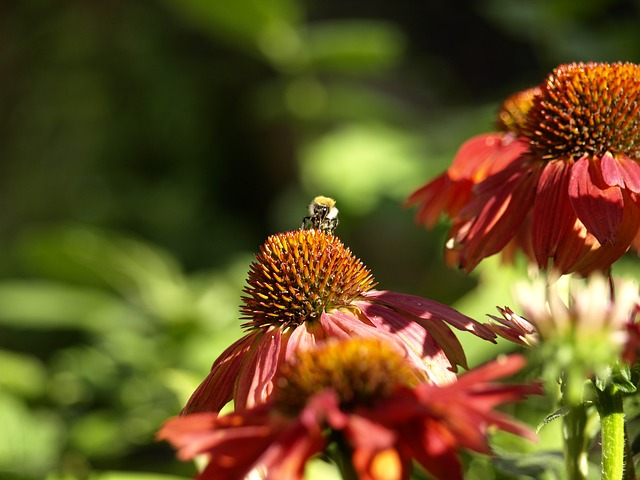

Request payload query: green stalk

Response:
[330,433,359,480]
[563,402,589,480]
[595,386,625,480]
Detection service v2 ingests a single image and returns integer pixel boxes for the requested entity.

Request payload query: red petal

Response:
[569,155,624,245]
[448,133,526,181]
[284,319,328,362]
[531,160,576,266]
[261,417,327,479]
[344,415,397,450]
[356,301,459,382]
[182,334,255,414]
[563,192,640,275]
[160,408,286,480]
[455,354,527,386]
[452,158,540,272]
[601,152,640,193]
[363,290,496,340]
[234,327,283,410]
[328,305,457,383]
[405,420,464,480]
[319,309,382,339]
[157,413,219,459]
[406,173,474,228]
[406,133,527,229]
[319,308,451,378]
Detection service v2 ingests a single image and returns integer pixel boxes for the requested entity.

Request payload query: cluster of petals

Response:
[183,229,496,414]
[407,86,537,231]
[158,351,540,480]
[408,62,640,276]
[489,275,640,405]
[490,275,640,363]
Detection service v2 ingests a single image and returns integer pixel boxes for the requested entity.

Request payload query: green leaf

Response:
[18,226,184,292]
[300,122,427,213]
[0,350,47,397]
[69,411,127,458]
[17,226,216,325]
[492,449,565,479]
[0,392,62,477]
[162,0,302,64]
[610,363,637,394]
[0,281,118,329]
[306,21,405,73]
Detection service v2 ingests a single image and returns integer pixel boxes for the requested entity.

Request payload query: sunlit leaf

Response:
[300,122,427,213]
[0,281,118,329]
[69,411,126,458]
[306,20,405,73]
[492,449,565,479]
[0,393,62,478]
[163,0,302,66]
[18,226,222,325]
[0,350,47,398]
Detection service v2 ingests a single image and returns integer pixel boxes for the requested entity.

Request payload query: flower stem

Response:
[595,386,625,480]
[563,403,589,480]
[330,433,359,480]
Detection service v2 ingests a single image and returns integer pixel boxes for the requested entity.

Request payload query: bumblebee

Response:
[301,196,339,234]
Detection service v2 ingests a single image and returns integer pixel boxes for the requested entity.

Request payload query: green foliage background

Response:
[1,1,639,479]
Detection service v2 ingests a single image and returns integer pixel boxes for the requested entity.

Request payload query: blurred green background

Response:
[1,1,639,479]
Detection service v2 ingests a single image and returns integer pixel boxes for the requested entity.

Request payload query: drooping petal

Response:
[453,353,528,386]
[407,173,474,228]
[159,407,286,480]
[363,290,496,340]
[356,302,458,383]
[531,160,576,266]
[343,414,398,450]
[406,419,464,480]
[550,218,598,275]
[235,327,283,410]
[407,133,528,229]
[157,413,220,460]
[282,319,328,362]
[448,132,527,181]
[319,309,380,339]
[601,153,640,193]
[450,158,540,272]
[182,334,256,415]
[500,213,535,266]
[257,392,334,480]
[566,193,640,275]
[322,308,457,384]
[632,206,640,252]
[569,155,624,245]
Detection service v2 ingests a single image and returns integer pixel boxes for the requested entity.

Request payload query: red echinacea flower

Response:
[407,86,539,230]
[159,338,541,480]
[183,229,496,414]
[411,62,640,276]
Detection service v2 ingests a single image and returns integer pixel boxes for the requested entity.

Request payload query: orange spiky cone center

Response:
[241,230,377,330]
[496,86,541,134]
[525,62,640,161]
